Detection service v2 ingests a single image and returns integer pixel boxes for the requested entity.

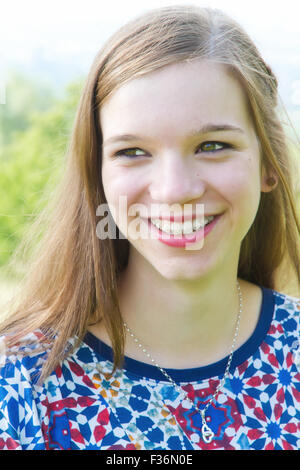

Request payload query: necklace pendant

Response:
[201,422,214,444]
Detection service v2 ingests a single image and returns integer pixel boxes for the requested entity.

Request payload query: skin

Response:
[89,60,276,368]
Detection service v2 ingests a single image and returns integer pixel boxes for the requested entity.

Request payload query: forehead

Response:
[100,60,253,138]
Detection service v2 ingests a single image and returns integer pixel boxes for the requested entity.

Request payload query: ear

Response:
[260,166,278,193]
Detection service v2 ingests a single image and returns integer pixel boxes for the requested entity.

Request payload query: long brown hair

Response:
[1,5,300,382]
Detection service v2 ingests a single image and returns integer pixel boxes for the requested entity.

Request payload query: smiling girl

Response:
[0,5,299,450]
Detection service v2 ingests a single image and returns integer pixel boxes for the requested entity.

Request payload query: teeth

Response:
[151,216,215,234]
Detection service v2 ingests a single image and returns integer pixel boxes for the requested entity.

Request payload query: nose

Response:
[149,151,206,205]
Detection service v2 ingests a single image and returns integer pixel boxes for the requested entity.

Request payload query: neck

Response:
[118,248,244,368]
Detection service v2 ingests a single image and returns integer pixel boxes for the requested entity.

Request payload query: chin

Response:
[153,260,211,282]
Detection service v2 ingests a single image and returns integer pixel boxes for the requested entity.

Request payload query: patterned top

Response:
[0,286,299,451]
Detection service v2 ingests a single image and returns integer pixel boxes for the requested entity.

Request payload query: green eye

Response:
[199,141,230,152]
[115,148,146,157]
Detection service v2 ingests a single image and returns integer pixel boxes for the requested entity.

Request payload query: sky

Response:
[1,0,300,109]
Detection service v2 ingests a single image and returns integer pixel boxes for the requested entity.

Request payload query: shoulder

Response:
[272,289,300,326]
[0,331,48,414]
[261,288,300,369]
[0,331,49,450]
[271,289,299,346]
[0,330,48,384]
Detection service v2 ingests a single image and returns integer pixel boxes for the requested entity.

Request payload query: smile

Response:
[150,215,215,235]
[146,214,223,248]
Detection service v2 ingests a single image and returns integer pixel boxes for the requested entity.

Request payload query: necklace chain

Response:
[123,280,242,444]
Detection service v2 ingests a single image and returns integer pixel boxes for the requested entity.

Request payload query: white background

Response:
[1,0,300,107]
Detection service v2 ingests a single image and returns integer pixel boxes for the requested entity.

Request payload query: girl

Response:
[0,5,299,451]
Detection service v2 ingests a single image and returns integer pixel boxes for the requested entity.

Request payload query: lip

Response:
[146,213,223,247]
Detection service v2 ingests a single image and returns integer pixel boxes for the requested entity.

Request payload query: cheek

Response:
[101,165,146,223]
[218,159,262,234]
[216,157,260,198]
[102,166,133,199]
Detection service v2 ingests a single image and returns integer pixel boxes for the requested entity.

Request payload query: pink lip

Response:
[147,213,223,247]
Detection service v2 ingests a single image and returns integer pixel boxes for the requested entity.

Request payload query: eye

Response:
[112,142,232,158]
[197,141,232,153]
[114,147,147,158]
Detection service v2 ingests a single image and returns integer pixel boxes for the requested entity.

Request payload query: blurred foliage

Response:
[0,71,56,150]
[0,71,84,277]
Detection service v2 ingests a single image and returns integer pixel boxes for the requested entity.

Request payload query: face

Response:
[100,60,269,281]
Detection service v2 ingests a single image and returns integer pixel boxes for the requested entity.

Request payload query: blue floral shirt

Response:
[0,286,299,450]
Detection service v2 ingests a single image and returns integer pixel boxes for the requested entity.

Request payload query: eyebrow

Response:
[102,124,245,147]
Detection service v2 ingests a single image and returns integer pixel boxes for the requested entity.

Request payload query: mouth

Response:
[144,213,224,247]
[149,214,217,236]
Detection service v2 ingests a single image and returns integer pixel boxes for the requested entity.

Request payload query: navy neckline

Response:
[83,286,275,382]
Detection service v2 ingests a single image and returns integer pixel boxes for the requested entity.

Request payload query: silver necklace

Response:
[123,280,242,444]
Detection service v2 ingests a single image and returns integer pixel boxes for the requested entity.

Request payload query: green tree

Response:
[0,70,56,152]
[0,76,83,278]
